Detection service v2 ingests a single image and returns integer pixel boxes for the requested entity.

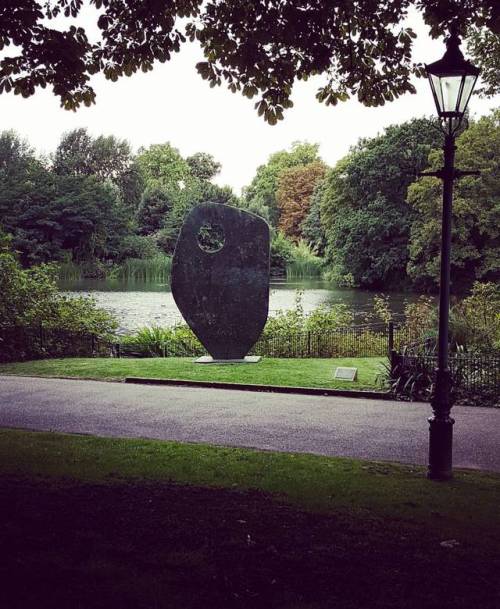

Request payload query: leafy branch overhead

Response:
[0,1,498,122]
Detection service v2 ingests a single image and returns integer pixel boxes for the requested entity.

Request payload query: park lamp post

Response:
[422,29,480,480]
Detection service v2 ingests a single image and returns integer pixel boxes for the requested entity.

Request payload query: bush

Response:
[120,325,203,357]
[286,240,324,278]
[270,231,294,274]
[117,235,161,262]
[449,282,500,352]
[0,249,117,361]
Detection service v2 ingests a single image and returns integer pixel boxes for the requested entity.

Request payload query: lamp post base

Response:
[427,415,455,480]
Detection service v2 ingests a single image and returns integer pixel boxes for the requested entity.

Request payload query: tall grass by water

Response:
[58,261,83,281]
[58,255,172,282]
[116,255,172,282]
[286,240,324,278]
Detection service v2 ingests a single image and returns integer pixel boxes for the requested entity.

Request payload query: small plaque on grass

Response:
[334,367,358,381]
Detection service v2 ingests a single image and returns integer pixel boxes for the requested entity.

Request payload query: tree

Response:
[53,128,141,208]
[137,185,177,236]
[301,179,328,256]
[466,27,500,97]
[156,179,239,254]
[321,118,442,288]
[243,142,321,227]
[407,110,500,293]
[0,133,128,266]
[0,243,117,359]
[186,152,221,181]
[2,2,496,122]
[0,130,37,174]
[277,161,326,241]
[136,143,190,192]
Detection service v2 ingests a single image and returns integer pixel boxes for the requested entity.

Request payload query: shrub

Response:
[270,231,294,274]
[0,249,117,361]
[286,240,324,278]
[449,282,500,352]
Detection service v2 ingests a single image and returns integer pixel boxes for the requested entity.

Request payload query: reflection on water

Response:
[59,277,420,334]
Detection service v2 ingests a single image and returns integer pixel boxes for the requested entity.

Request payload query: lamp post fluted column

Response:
[428,133,456,480]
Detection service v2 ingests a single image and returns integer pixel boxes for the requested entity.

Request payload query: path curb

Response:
[124,377,393,399]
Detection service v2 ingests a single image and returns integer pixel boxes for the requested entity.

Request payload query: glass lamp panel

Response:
[458,74,477,113]
[429,73,445,115]
[440,75,462,114]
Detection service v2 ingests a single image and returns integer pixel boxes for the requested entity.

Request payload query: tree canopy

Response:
[277,161,326,242]
[242,142,321,226]
[320,118,442,289]
[1,1,497,122]
[0,129,234,268]
[407,109,500,293]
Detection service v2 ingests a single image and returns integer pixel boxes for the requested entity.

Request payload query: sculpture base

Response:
[195,355,261,365]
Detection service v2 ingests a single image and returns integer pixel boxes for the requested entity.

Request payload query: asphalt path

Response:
[0,375,499,471]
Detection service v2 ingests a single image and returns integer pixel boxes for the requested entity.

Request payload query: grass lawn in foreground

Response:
[0,429,499,608]
[0,356,385,389]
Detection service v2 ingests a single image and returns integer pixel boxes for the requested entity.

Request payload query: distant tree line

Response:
[1,108,498,294]
[0,128,236,277]
[241,109,499,294]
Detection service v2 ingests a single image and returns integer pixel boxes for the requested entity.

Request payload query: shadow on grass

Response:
[1,477,499,609]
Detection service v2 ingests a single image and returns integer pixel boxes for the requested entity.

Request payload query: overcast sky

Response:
[0,7,497,193]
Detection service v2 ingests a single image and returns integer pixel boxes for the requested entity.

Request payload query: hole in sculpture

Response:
[197,222,225,253]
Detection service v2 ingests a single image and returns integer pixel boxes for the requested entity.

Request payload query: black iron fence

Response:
[0,322,423,362]
[390,351,500,407]
[115,322,421,359]
[250,323,417,358]
[0,326,109,363]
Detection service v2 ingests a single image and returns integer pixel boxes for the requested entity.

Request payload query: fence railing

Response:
[115,322,422,359]
[0,322,460,363]
[390,351,500,406]
[0,326,109,363]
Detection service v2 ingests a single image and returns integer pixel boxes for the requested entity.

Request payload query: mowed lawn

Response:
[0,429,499,609]
[0,356,385,389]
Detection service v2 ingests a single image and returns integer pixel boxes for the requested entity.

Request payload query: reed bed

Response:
[58,261,83,281]
[117,255,172,282]
[286,240,324,278]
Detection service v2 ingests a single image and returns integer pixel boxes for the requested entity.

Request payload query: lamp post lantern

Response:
[422,29,480,480]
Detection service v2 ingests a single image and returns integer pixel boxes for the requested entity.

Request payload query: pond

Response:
[59,277,422,334]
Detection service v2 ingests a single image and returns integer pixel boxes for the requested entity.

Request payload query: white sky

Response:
[0,8,497,193]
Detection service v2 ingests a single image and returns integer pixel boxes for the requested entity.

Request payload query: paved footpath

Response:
[0,375,499,472]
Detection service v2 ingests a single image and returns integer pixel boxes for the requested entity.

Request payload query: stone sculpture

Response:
[171,202,270,362]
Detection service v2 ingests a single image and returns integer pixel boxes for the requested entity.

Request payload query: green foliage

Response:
[449,282,500,352]
[385,357,435,402]
[263,290,353,337]
[0,249,117,336]
[243,142,321,227]
[136,143,190,192]
[403,296,436,338]
[121,325,203,357]
[53,128,142,208]
[186,152,221,181]
[270,231,294,274]
[117,255,172,282]
[117,235,160,262]
[321,118,442,289]
[0,131,130,267]
[137,185,176,236]
[286,240,324,278]
[300,178,328,256]
[2,2,495,123]
[408,110,500,293]
[466,28,500,97]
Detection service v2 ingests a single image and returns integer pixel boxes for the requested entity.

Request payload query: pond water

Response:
[59,277,421,334]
